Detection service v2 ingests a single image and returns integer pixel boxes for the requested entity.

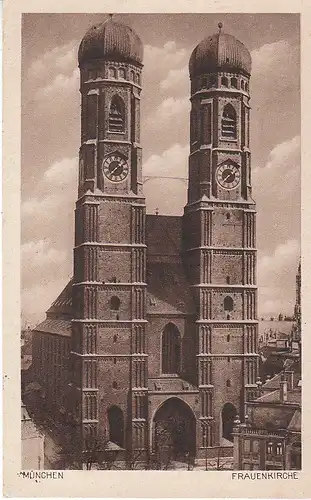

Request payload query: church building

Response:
[32,17,259,463]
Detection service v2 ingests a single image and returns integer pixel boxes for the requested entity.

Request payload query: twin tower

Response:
[70,17,258,461]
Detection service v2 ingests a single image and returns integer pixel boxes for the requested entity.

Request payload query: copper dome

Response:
[189,30,251,78]
[78,17,143,66]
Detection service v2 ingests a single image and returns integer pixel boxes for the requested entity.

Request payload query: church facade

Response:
[32,17,259,463]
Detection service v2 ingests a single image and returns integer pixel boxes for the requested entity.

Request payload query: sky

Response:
[21,13,300,327]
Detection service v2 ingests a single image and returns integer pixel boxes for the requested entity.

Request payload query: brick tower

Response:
[70,16,148,458]
[183,23,259,448]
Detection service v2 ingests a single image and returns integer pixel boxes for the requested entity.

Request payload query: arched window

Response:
[109,96,125,133]
[110,296,120,311]
[162,323,181,374]
[210,75,217,87]
[119,67,126,79]
[241,80,245,90]
[113,334,118,343]
[221,76,229,87]
[130,70,135,81]
[226,276,230,284]
[245,82,249,92]
[231,77,238,88]
[221,104,237,139]
[226,379,231,387]
[224,296,234,311]
[227,334,230,342]
[108,66,117,79]
[226,212,231,220]
[107,406,124,447]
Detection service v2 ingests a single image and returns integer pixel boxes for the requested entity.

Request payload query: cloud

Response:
[22,276,72,328]
[28,40,78,80]
[144,41,187,69]
[160,65,188,91]
[44,156,78,185]
[143,144,189,215]
[22,239,67,268]
[251,40,298,77]
[35,68,79,102]
[143,143,189,178]
[145,96,190,127]
[255,135,300,173]
[257,239,300,316]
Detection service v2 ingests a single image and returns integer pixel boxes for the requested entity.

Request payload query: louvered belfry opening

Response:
[109,95,125,132]
[221,104,237,138]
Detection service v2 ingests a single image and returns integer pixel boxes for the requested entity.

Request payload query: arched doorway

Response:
[153,398,196,462]
[221,403,237,442]
[107,406,124,447]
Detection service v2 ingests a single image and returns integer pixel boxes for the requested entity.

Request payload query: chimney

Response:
[280,373,288,403]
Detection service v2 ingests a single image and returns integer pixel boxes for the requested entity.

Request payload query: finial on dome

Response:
[218,22,223,33]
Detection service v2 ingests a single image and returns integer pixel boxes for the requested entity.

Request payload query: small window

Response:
[113,335,118,343]
[245,82,249,92]
[110,296,120,311]
[130,70,135,81]
[113,357,117,365]
[221,76,229,87]
[119,68,126,79]
[112,381,118,389]
[226,212,231,220]
[276,443,283,455]
[108,66,117,79]
[267,442,273,455]
[227,334,230,342]
[241,80,245,90]
[210,75,217,87]
[224,296,234,311]
[227,314,231,320]
[226,276,230,284]
[227,357,231,363]
[231,77,238,88]
[226,379,231,387]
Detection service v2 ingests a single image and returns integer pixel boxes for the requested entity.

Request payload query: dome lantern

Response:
[189,25,251,78]
[78,16,143,67]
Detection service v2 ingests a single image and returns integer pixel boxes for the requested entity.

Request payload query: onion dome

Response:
[78,16,143,66]
[189,23,251,78]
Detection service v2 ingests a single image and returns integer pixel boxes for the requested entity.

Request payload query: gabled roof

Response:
[288,410,301,432]
[146,215,182,259]
[33,318,71,337]
[146,215,194,315]
[46,278,73,319]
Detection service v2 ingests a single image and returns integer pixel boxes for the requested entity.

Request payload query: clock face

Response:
[216,163,241,190]
[103,154,129,182]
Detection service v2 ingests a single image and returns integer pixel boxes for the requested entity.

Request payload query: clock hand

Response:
[110,165,121,175]
[224,173,233,182]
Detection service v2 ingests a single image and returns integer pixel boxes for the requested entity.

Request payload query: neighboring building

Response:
[258,320,294,348]
[233,364,301,470]
[32,18,259,463]
[21,402,45,470]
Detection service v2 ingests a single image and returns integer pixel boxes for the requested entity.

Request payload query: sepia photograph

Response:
[19,12,302,474]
